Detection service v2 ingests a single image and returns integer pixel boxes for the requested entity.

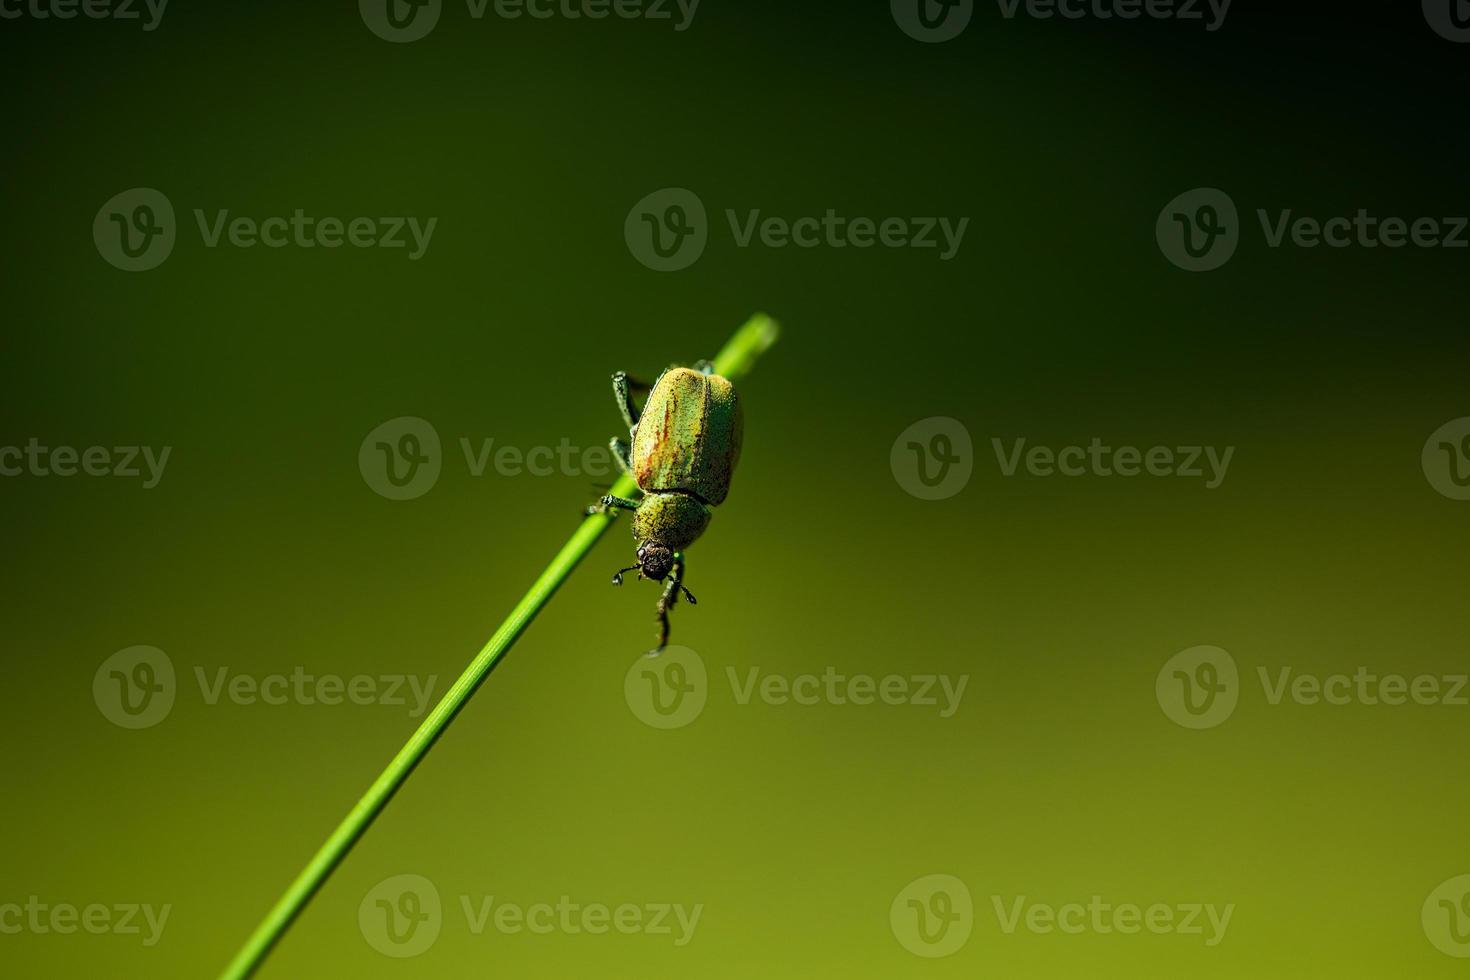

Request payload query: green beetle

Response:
[589,360,743,651]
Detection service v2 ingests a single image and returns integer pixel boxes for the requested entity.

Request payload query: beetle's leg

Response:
[610,437,633,477]
[653,552,696,652]
[584,494,640,517]
[612,372,646,431]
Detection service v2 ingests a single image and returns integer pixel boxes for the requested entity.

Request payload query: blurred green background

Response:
[2,1,1468,977]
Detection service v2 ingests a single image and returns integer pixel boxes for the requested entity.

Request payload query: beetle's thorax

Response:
[631,491,712,552]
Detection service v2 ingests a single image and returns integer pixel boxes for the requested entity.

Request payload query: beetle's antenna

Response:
[679,585,697,605]
[611,564,641,586]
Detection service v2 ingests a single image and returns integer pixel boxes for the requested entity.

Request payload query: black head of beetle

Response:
[610,543,674,585]
[635,543,674,581]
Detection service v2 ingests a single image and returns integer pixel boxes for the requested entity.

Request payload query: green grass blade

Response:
[218,313,779,980]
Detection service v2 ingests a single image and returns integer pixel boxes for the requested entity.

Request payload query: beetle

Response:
[588,360,743,652]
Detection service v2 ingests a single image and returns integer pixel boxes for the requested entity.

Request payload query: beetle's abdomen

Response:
[632,366,743,505]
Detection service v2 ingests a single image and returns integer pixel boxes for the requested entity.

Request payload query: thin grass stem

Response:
[217,313,779,980]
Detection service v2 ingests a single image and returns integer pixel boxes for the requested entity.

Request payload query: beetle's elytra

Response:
[587,361,744,652]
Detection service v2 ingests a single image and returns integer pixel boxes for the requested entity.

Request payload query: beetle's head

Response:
[635,542,674,581]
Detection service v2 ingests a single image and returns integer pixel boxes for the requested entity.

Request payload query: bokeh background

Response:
[2,1,1468,977]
